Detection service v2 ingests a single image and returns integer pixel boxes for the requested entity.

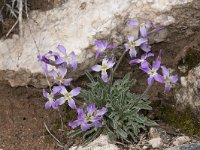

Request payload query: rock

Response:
[149,127,171,144]
[69,135,119,150]
[173,136,190,146]
[180,77,187,87]
[149,127,160,138]
[176,62,200,122]
[148,137,163,148]
[0,0,194,87]
[142,146,148,150]
[165,144,200,150]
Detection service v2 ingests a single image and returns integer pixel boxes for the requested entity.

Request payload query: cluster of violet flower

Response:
[92,20,178,92]
[38,20,178,132]
[38,45,107,131]
[126,20,178,92]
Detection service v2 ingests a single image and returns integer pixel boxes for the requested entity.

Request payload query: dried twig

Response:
[6,18,18,37]
[44,122,65,148]
[18,0,23,37]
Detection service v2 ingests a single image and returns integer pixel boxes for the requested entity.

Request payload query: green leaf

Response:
[67,128,82,138]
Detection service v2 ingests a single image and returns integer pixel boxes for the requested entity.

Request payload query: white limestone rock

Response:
[148,137,163,148]
[0,0,193,87]
[173,136,190,146]
[69,135,119,150]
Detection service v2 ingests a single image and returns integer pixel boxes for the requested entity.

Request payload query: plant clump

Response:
[37,19,178,147]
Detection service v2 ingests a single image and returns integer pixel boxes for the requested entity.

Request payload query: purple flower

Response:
[140,21,153,38]
[124,36,147,58]
[161,66,178,92]
[43,88,59,110]
[95,40,114,59]
[140,55,164,86]
[127,20,139,27]
[55,45,77,70]
[68,103,107,131]
[140,41,151,52]
[91,57,115,82]
[48,67,72,86]
[129,53,154,68]
[37,51,61,74]
[149,25,164,34]
[56,87,81,109]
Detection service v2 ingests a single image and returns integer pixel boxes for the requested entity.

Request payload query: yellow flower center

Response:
[64,93,72,100]
[150,70,156,76]
[129,41,136,48]
[165,77,171,84]
[101,64,108,72]
[49,95,54,101]
[55,74,63,82]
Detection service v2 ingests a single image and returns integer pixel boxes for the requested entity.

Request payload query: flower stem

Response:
[109,50,127,83]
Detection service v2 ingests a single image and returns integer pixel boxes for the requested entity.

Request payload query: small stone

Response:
[142,146,148,150]
[180,77,187,87]
[149,137,163,148]
[149,127,160,139]
[173,136,190,146]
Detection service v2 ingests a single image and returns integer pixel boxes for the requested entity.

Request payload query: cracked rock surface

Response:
[0,0,194,87]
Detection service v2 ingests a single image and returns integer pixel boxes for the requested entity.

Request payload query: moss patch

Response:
[178,48,200,76]
[157,106,200,135]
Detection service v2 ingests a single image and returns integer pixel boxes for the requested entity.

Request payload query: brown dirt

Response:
[0,81,81,150]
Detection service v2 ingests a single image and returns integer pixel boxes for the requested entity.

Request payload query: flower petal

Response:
[135,38,147,46]
[63,78,73,86]
[52,102,59,110]
[127,20,139,27]
[55,57,66,64]
[45,101,52,109]
[77,108,85,119]
[140,65,150,73]
[68,120,83,129]
[68,99,77,109]
[95,40,104,50]
[87,103,96,115]
[71,87,81,96]
[161,66,169,76]
[48,69,57,78]
[70,60,77,70]
[107,60,115,69]
[129,59,141,64]
[52,86,62,94]
[128,36,135,42]
[165,84,171,92]
[92,65,101,72]
[60,87,68,95]
[93,121,103,127]
[148,76,154,86]
[81,123,92,131]
[140,43,151,52]
[55,97,65,106]
[101,72,108,82]
[170,75,178,83]
[57,45,67,54]
[95,49,101,59]
[140,24,147,37]
[129,47,137,58]
[154,74,164,83]
[152,59,161,71]
[97,107,107,116]
[43,89,49,98]
[69,51,76,59]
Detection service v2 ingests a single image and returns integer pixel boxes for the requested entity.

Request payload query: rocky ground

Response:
[0,80,200,150]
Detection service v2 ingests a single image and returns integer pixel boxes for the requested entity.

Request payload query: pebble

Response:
[173,136,190,146]
[148,137,163,148]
